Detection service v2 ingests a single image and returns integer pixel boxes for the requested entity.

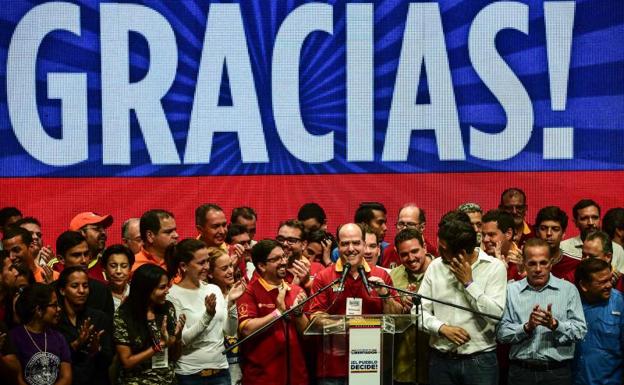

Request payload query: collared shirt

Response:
[236,277,308,385]
[497,274,586,361]
[573,289,624,385]
[561,236,624,272]
[132,247,167,273]
[418,248,507,354]
[390,261,429,290]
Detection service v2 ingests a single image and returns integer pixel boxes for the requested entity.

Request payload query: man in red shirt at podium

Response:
[309,223,403,385]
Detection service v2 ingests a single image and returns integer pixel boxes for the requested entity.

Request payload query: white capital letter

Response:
[185,4,268,164]
[101,3,180,164]
[272,3,334,163]
[383,3,464,162]
[7,2,87,166]
[469,2,533,160]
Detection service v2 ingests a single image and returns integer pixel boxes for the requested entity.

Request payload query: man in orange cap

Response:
[68,211,113,282]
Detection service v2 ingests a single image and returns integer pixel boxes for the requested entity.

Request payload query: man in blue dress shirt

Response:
[497,238,587,385]
[573,257,624,385]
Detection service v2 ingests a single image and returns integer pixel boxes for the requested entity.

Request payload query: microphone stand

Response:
[371,281,501,385]
[222,275,343,354]
[370,281,502,321]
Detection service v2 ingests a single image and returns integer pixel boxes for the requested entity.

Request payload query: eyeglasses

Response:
[46,302,61,308]
[396,221,421,230]
[276,236,301,245]
[266,254,288,263]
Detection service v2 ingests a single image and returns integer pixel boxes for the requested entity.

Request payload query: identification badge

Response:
[152,347,168,369]
[346,297,363,315]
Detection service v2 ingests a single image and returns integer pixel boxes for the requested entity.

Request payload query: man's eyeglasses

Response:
[396,221,422,230]
[266,254,288,263]
[276,236,301,245]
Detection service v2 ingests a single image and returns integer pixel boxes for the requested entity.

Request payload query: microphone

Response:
[357,265,371,294]
[337,263,351,292]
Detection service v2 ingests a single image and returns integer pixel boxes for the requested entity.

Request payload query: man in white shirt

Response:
[418,214,507,385]
[560,199,624,272]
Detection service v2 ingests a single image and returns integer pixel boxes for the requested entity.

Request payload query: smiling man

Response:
[196,203,228,249]
[389,228,432,384]
[573,258,624,385]
[309,223,402,385]
[237,239,309,385]
[498,238,586,385]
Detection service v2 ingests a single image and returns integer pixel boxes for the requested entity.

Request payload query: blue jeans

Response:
[429,350,498,385]
[507,362,570,385]
[176,369,231,385]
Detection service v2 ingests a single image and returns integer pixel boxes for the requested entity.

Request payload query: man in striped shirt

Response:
[497,238,587,385]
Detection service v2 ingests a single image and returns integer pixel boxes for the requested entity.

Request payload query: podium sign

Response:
[348,319,382,385]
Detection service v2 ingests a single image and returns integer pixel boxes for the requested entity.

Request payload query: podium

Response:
[304,314,415,385]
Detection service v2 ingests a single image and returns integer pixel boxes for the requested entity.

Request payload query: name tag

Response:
[346,297,363,315]
[152,347,168,369]
[612,311,621,316]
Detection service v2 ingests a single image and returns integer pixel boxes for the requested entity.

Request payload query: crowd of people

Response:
[0,187,622,385]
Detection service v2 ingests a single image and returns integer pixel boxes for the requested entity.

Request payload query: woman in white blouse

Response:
[165,239,244,385]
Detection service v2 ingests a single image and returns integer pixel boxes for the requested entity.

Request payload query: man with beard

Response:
[573,258,624,385]
[132,209,179,273]
[276,220,311,289]
[390,228,433,385]
[309,223,403,385]
[498,238,586,385]
[419,216,506,385]
[196,204,228,250]
[561,199,624,272]
[237,239,309,385]
[68,212,114,282]
[499,188,534,247]
[2,227,57,283]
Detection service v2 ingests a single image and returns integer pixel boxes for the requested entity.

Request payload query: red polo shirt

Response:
[237,278,308,385]
[308,259,397,378]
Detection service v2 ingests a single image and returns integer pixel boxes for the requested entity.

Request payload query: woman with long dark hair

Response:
[9,283,71,385]
[166,239,245,385]
[113,264,185,385]
[55,266,112,385]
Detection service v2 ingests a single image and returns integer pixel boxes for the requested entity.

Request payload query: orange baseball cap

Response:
[69,212,113,231]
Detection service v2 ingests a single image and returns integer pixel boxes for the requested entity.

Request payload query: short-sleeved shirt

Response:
[113,301,177,385]
[308,259,397,378]
[237,278,308,385]
[10,326,71,385]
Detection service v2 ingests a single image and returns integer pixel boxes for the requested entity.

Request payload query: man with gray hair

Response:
[121,218,142,254]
